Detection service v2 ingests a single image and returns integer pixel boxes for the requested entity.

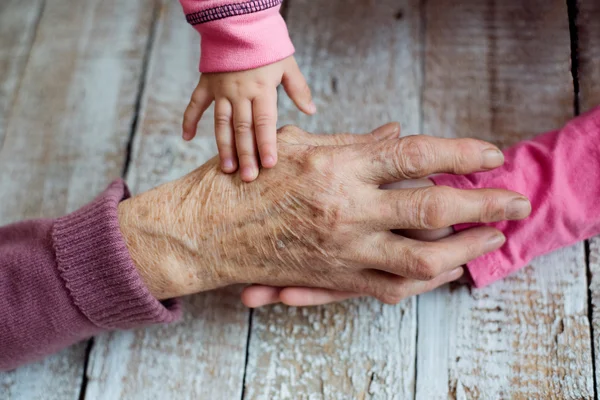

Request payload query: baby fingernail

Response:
[223,159,234,170]
[485,233,506,251]
[308,102,317,113]
[481,149,504,169]
[506,197,531,220]
[263,156,275,167]
[242,167,257,181]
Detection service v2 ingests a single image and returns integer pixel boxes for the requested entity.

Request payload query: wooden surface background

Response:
[1,0,599,399]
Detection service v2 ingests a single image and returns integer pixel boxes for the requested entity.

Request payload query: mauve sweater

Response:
[2,107,600,371]
[0,181,180,371]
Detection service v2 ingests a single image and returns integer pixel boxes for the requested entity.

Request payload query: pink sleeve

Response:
[0,180,181,371]
[179,0,295,73]
[431,106,600,288]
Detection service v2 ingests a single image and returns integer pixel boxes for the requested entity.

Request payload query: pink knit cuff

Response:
[52,180,181,329]
[188,2,294,72]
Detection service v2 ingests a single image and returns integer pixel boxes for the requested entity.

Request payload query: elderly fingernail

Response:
[481,149,504,169]
[506,197,532,220]
[263,156,275,168]
[485,232,506,252]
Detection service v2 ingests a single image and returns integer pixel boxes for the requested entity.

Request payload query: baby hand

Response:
[182,56,316,182]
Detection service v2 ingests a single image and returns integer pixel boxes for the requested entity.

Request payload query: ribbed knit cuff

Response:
[52,180,181,330]
[196,4,295,72]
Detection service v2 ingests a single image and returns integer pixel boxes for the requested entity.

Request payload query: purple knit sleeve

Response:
[0,180,181,371]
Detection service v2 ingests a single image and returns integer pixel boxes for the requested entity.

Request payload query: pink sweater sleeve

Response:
[0,180,181,371]
[431,106,600,288]
[179,0,295,72]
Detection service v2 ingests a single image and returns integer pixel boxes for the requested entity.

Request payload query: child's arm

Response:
[180,0,295,73]
[432,106,600,287]
[179,0,315,181]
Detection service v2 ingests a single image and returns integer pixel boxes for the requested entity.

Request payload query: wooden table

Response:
[1,0,599,398]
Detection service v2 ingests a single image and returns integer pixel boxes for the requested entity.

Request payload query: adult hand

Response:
[118,124,530,304]
[241,179,458,308]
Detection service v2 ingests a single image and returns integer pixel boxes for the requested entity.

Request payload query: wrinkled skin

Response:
[118,124,530,305]
[242,179,457,307]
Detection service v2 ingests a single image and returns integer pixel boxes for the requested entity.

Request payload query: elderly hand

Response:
[241,179,460,307]
[118,124,530,304]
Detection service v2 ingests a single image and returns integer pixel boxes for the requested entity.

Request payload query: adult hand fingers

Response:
[366,267,465,305]
[241,285,360,308]
[241,286,281,308]
[351,226,504,280]
[279,288,361,306]
[354,135,505,184]
[367,185,531,230]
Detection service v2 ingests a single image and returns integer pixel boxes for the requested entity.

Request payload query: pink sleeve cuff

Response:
[431,106,600,288]
[182,0,294,72]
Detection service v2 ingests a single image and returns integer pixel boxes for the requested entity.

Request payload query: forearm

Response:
[433,106,600,287]
[0,181,180,371]
[179,0,294,72]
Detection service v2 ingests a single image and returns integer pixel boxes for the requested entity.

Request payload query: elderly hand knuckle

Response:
[452,142,474,172]
[305,151,334,174]
[382,289,405,305]
[464,240,480,259]
[417,187,449,229]
[481,193,504,222]
[413,251,441,280]
[396,136,432,178]
[278,125,297,135]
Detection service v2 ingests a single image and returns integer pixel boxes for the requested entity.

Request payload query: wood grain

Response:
[84,2,250,399]
[243,1,422,398]
[578,0,600,396]
[416,1,594,398]
[0,0,43,147]
[0,0,155,399]
[577,0,600,113]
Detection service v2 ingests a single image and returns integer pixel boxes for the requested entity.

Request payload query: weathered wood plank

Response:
[0,0,155,399]
[578,0,600,396]
[84,2,250,398]
[0,0,43,147]
[416,1,593,399]
[577,0,600,113]
[243,1,422,398]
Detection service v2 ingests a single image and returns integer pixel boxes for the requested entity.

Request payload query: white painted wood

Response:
[84,2,250,398]
[0,0,43,147]
[416,1,594,398]
[579,0,600,395]
[0,0,154,399]
[243,1,422,398]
